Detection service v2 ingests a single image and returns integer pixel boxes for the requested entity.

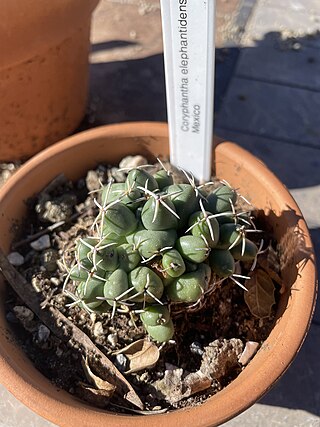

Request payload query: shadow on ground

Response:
[78,45,239,129]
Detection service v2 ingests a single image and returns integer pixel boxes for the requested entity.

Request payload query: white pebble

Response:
[7,252,24,266]
[107,333,118,347]
[93,321,104,337]
[119,155,148,169]
[30,235,51,251]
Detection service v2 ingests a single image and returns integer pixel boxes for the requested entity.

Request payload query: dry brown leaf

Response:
[244,269,276,318]
[0,249,144,410]
[76,382,113,408]
[115,339,160,374]
[81,357,116,397]
[257,244,282,287]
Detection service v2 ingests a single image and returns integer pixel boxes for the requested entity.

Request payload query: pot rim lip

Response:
[0,121,317,426]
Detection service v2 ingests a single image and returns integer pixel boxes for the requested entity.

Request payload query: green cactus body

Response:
[216,223,241,250]
[101,183,125,205]
[141,197,178,231]
[230,238,258,261]
[77,238,99,268]
[77,277,105,308]
[166,270,205,302]
[196,262,212,292]
[176,235,209,263]
[68,163,260,343]
[84,301,111,314]
[153,169,174,190]
[103,203,138,237]
[133,229,177,260]
[69,264,89,281]
[209,249,235,278]
[117,243,141,272]
[102,183,142,211]
[97,246,119,271]
[215,211,235,225]
[76,238,119,272]
[126,169,158,192]
[128,266,164,303]
[162,249,186,277]
[103,269,129,305]
[101,232,127,246]
[145,319,174,342]
[165,184,198,227]
[204,185,237,214]
[188,210,220,248]
[125,221,145,245]
[140,305,171,326]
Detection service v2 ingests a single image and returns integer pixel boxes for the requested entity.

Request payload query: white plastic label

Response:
[160,0,215,182]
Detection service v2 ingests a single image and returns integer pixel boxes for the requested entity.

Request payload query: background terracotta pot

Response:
[0,123,317,426]
[0,0,99,161]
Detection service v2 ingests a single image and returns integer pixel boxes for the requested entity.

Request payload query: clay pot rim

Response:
[0,122,317,427]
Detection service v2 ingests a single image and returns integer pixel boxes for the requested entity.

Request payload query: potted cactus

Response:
[0,122,317,427]
[66,166,259,344]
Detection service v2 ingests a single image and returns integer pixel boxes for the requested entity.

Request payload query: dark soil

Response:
[4,160,280,414]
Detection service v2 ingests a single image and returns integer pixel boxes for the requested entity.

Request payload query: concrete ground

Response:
[1,0,319,425]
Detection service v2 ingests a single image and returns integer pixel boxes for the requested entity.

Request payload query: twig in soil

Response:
[12,209,92,251]
[12,220,68,250]
[0,248,144,410]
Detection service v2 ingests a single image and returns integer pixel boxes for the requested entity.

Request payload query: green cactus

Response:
[64,165,261,343]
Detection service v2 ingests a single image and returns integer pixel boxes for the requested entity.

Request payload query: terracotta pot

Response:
[0,123,317,426]
[0,0,99,161]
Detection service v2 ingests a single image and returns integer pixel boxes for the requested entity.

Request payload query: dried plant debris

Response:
[81,357,116,397]
[244,269,276,319]
[2,156,282,413]
[257,243,282,287]
[115,339,160,374]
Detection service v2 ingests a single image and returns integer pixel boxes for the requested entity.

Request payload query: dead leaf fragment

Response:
[76,382,113,408]
[257,244,283,287]
[244,269,276,318]
[81,357,116,397]
[115,339,160,374]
